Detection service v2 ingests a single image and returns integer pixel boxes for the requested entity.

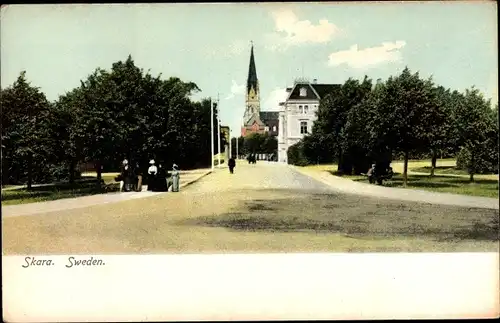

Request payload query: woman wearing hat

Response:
[147,159,158,191]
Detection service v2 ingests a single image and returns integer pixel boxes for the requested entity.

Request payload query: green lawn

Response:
[333,171,498,198]
[412,165,499,177]
[1,175,120,206]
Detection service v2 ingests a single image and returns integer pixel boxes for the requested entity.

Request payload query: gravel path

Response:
[188,161,332,194]
[1,169,212,217]
[3,160,498,254]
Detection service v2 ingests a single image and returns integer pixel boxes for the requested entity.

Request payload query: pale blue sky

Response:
[1,2,497,135]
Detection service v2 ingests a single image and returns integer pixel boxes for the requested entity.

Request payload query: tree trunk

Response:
[96,161,102,187]
[403,151,409,188]
[27,152,33,190]
[469,152,475,183]
[337,146,343,174]
[69,159,76,184]
[430,151,437,177]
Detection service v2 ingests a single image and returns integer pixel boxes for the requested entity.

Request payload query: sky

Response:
[1,2,498,136]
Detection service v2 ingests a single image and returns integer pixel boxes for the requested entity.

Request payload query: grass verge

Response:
[332,171,498,198]
[301,159,497,198]
[1,175,119,206]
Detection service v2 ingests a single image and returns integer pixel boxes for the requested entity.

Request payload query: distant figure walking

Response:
[147,159,158,191]
[228,157,236,174]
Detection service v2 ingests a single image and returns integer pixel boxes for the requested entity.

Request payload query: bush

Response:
[287,142,309,166]
[48,163,82,182]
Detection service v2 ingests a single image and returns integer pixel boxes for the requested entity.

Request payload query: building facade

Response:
[277,79,340,163]
[241,43,279,137]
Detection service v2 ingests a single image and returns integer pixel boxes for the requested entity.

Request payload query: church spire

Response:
[247,41,258,95]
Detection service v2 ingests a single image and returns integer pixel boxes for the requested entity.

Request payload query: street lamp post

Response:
[229,128,232,160]
[211,98,214,170]
[236,131,239,159]
[217,93,221,168]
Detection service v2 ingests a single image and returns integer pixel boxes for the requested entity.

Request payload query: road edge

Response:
[178,169,213,190]
[289,164,499,210]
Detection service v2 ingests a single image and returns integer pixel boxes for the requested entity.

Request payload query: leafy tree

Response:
[301,132,334,165]
[1,71,52,188]
[369,67,437,187]
[231,136,247,158]
[287,141,308,166]
[454,88,498,181]
[423,85,460,176]
[342,82,385,174]
[243,132,276,156]
[313,76,372,172]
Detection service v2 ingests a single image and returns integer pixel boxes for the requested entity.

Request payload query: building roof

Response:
[311,84,341,99]
[245,113,265,127]
[247,44,258,95]
[286,82,340,101]
[259,111,279,122]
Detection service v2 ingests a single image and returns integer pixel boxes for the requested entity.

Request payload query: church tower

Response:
[243,42,261,123]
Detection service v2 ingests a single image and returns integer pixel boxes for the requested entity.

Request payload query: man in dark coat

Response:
[228,158,236,174]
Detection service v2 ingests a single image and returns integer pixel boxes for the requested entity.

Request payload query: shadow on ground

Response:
[178,192,499,242]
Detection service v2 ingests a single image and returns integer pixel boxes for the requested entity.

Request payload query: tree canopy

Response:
[1,56,221,187]
[289,67,498,183]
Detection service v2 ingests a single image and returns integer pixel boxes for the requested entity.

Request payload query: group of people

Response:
[115,159,173,192]
[247,154,257,164]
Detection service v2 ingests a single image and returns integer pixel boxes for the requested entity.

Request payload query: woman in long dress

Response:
[154,164,169,192]
[147,159,158,191]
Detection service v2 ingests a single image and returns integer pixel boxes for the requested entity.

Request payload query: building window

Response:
[304,105,309,114]
[272,125,277,132]
[298,105,303,114]
[299,87,307,97]
[264,126,269,132]
[300,121,308,134]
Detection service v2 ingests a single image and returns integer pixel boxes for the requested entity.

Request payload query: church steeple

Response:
[247,41,258,95]
[243,41,262,128]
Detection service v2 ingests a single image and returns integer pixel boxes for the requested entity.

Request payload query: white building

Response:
[278,79,340,163]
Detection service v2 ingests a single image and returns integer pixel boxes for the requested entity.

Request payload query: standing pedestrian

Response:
[153,163,169,192]
[228,157,236,174]
[147,159,158,191]
[135,162,143,192]
[120,159,134,192]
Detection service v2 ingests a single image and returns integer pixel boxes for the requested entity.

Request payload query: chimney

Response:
[313,79,317,84]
